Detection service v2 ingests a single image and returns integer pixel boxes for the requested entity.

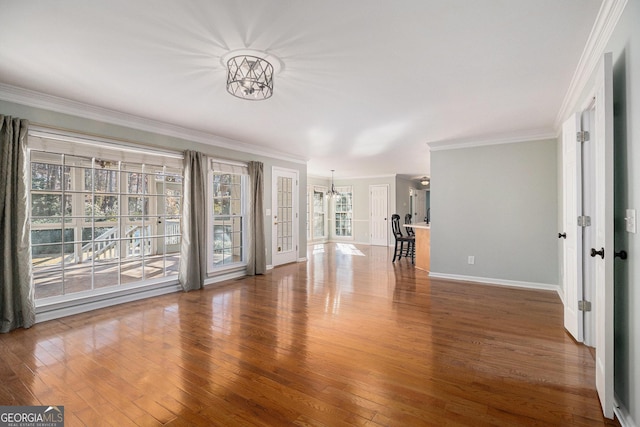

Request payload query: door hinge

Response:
[577,216,591,227]
[578,300,592,312]
[576,131,590,143]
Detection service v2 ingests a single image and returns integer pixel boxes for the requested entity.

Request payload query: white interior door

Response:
[370,184,388,246]
[272,167,299,266]
[561,112,584,343]
[593,52,614,419]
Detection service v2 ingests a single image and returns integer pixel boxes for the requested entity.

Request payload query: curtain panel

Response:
[178,150,207,291]
[0,115,35,333]
[247,161,266,275]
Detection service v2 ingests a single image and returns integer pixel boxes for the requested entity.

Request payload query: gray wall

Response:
[0,99,308,265]
[307,175,397,245]
[395,176,413,221]
[430,138,558,285]
[334,175,396,244]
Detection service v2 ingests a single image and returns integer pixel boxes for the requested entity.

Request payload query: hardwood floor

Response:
[0,243,620,426]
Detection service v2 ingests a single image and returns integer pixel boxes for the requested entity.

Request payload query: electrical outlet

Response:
[625,209,637,233]
[468,256,475,265]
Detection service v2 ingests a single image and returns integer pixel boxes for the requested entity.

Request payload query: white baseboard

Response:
[36,281,182,323]
[266,264,274,270]
[204,268,247,285]
[428,271,561,293]
[615,395,637,427]
[298,257,308,262]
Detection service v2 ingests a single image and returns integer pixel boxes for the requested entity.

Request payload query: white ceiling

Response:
[0,0,602,179]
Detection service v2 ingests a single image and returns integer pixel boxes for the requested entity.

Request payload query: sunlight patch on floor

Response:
[336,243,365,256]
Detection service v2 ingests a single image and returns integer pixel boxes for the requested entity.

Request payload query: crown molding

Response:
[427,128,556,152]
[0,83,306,165]
[554,0,628,128]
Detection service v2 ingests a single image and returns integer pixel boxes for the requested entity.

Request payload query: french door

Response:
[272,167,299,266]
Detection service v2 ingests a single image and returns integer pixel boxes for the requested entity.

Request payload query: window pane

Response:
[92,195,119,221]
[211,170,245,267]
[164,187,182,216]
[30,145,183,301]
[31,163,70,191]
[93,168,119,193]
[126,172,147,194]
[31,194,72,223]
[128,196,149,219]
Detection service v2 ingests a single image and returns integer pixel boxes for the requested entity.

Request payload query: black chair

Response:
[404,213,415,236]
[403,214,416,260]
[391,214,415,263]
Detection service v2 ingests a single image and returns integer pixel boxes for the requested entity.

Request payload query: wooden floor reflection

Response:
[0,243,620,426]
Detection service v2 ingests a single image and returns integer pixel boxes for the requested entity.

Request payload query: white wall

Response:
[430,138,558,287]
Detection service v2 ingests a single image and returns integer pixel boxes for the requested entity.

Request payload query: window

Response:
[312,187,326,240]
[209,161,248,269]
[334,186,353,237]
[306,186,327,242]
[29,131,183,300]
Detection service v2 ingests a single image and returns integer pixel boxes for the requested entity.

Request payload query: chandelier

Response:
[328,170,340,198]
[420,177,430,186]
[226,55,274,100]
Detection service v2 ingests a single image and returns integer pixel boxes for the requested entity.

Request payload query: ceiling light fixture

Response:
[328,170,340,198]
[226,55,274,100]
[420,177,430,186]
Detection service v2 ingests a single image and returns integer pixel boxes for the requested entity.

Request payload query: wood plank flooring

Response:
[0,243,621,426]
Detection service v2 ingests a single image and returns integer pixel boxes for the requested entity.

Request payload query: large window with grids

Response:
[306,186,327,241]
[209,160,247,269]
[334,186,353,237]
[29,131,183,300]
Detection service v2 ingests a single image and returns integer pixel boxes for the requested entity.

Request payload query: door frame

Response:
[561,112,584,343]
[561,53,614,419]
[369,184,389,246]
[591,52,614,420]
[271,167,299,266]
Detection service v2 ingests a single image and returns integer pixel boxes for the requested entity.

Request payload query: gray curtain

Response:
[0,116,35,333]
[247,161,266,275]
[178,150,207,291]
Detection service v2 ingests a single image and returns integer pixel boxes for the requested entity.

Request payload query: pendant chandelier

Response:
[226,55,274,100]
[328,170,340,198]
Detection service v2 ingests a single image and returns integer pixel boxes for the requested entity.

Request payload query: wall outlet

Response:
[468,256,475,265]
[625,209,636,233]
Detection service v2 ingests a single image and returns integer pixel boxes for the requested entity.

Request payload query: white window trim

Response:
[27,127,184,321]
[332,185,354,240]
[309,185,328,243]
[207,159,249,275]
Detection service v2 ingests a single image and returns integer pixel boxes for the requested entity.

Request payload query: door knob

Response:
[558,232,566,239]
[590,247,605,259]
[614,250,628,260]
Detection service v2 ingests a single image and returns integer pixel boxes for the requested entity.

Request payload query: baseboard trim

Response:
[614,395,636,427]
[428,272,560,293]
[204,269,247,286]
[36,281,182,323]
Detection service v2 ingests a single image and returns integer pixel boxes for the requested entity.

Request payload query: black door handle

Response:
[615,250,628,260]
[558,232,566,239]
[590,247,605,259]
